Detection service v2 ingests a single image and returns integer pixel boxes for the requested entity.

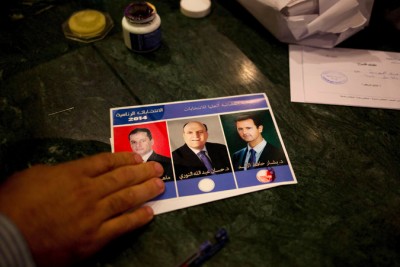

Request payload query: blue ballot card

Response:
[110,93,297,214]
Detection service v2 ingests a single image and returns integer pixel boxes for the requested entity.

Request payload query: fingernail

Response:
[155,178,165,192]
[154,162,164,176]
[144,205,154,217]
[133,153,143,163]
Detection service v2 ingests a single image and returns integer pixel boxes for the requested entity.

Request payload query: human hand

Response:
[0,152,165,267]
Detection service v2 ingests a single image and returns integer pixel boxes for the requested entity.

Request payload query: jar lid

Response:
[180,0,211,18]
[124,2,157,24]
[63,10,114,43]
[68,10,106,37]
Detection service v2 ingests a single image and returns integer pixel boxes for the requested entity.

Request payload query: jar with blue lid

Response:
[122,2,162,53]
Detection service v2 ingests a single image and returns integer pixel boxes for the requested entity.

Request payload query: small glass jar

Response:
[122,2,162,53]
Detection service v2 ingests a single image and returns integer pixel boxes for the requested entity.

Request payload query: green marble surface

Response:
[1,0,400,266]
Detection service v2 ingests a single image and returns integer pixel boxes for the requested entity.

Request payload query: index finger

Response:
[64,152,143,177]
[94,161,164,198]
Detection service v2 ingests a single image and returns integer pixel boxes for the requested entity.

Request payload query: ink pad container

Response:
[62,9,114,43]
[122,2,162,53]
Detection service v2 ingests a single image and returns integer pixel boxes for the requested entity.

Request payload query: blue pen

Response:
[179,228,229,267]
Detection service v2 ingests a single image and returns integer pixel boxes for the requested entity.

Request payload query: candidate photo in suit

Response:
[171,121,231,179]
[128,128,173,181]
[230,112,288,171]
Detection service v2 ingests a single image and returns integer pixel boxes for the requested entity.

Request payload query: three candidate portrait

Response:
[123,111,288,181]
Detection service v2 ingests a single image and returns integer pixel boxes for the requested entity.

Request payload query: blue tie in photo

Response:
[248,149,256,169]
[198,151,214,174]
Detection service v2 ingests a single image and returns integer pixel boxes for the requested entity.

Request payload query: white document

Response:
[290,45,400,110]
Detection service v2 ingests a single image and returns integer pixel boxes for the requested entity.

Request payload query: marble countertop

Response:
[0,0,399,266]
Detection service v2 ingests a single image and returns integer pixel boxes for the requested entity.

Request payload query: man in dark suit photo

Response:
[232,114,287,171]
[172,121,231,180]
[129,128,173,181]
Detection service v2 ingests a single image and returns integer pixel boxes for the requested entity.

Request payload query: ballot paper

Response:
[289,45,400,110]
[110,94,297,214]
[237,0,374,48]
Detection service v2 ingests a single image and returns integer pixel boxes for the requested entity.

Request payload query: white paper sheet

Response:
[289,45,400,110]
